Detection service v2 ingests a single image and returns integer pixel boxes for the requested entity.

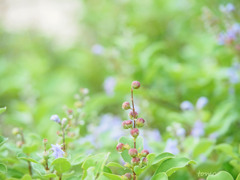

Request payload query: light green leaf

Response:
[134,153,156,175]
[0,136,8,147]
[154,157,196,176]
[151,172,168,180]
[100,172,122,180]
[84,167,95,180]
[22,144,38,154]
[207,171,233,180]
[192,139,214,158]
[215,144,237,158]
[71,154,87,166]
[21,174,32,180]
[236,173,240,180]
[51,158,71,174]
[152,152,174,165]
[17,153,38,163]
[106,162,125,170]
[0,164,7,174]
[0,107,6,114]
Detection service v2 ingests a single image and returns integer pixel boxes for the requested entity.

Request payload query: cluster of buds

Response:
[12,128,25,148]
[117,81,149,180]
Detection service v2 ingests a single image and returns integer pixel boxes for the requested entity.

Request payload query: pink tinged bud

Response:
[67,109,73,114]
[136,118,145,128]
[131,81,141,89]
[122,120,133,129]
[122,101,131,110]
[129,111,138,119]
[43,139,48,144]
[130,128,139,138]
[116,143,125,152]
[124,173,132,180]
[142,157,148,165]
[131,157,140,165]
[128,148,138,157]
[141,149,149,157]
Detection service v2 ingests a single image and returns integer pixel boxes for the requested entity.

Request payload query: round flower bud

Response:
[142,157,148,165]
[141,149,149,157]
[130,128,139,138]
[131,81,141,89]
[116,143,125,152]
[122,102,131,110]
[16,141,23,148]
[123,173,132,180]
[67,109,73,114]
[12,128,20,135]
[129,111,138,119]
[136,118,145,128]
[131,157,140,165]
[62,118,67,125]
[128,148,138,157]
[122,120,132,129]
[43,139,48,144]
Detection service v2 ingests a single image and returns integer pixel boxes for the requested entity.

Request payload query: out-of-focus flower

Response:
[51,144,64,159]
[164,139,179,155]
[103,77,116,96]
[219,3,235,13]
[180,101,194,111]
[50,114,61,123]
[196,97,208,110]
[191,120,204,138]
[91,44,104,55]
[176,127,186,137]
[209,132,219,140]
[228,63,240,84]
[167,123,186,138]
[218,23,240,45]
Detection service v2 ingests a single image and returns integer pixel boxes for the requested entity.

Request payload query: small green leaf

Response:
[106,162,125,170]
[207,171,234,180]
[51,158,71,174]
[151,172,168,180]
[21,174,32,180]
[0,136,8,147]
[100,172,122,180]
[215,144,237,158]
[192,139,214,158]
[17,153,38,163]
[134,153,156,175]
[85,167,95,180]
[0,107,6,114]
[22,144,38,154]
[152,152,174,165]
[236,173,240,180]
[71,154,87,166]
[0,163,7,174]
[154,157,196,176]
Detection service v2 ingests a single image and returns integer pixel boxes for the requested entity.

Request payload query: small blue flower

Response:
[196,97,208,110]
[91,44,104,55]
[219,3,235,13]
[164,139,179,155]
[218,32,226,45]
[50,114,61,123]
[191,120,204,138]
[180,101,194,111]
[51,144,65,159]
[103,77,116,96]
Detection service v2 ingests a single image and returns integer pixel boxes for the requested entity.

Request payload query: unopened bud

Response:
[136,118,145,128]
[122,173,132,180]
[116,143,125,152]
[43,139,48,144]
[122,120,133,129]
[142,157,148,165]
[141,149,149,157]
[130,128,139,138]
[12,128,20,135]
[16,141,23,148]
[67,109,73,114]
[124,163,132,168]
[131,81,141,89]
[129,111,138,119]
[56,131,62,136]
[131,157,140,165]
[122,102,131,110]
[62,118,67,125]
[128,148,138,157]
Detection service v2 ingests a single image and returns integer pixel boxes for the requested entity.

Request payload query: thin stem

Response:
[28,161,32,176]
[20,131,25,144]
[62,126,66,152]
[131,88,137,180]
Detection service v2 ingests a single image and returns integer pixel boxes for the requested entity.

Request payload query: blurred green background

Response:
[0,0,240,166]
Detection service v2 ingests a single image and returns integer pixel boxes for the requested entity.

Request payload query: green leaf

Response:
[207,171,233,180]
[152,152,175,165]
[17,153,38,163]
[215,144,237,158]
[236,173,240,180]
[42,173,57,178]
[134,153,156,175]
[119,136,143,163]
[0,136,8,147]
[100,172,122,180]
[154,157,196,176]
[192,139,214,158]
[0,164,7,174]
[84,167,95,180]
[0,107,6,114]
[21,174,32,180]
[71,154,87,166]
[51,158,71,174]
[151,172,168,180]
[106,162,125,170]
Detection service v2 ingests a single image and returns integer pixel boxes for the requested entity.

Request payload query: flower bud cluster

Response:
[116,81,149,179]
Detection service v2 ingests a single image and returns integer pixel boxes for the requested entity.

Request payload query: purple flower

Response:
[50,114,61,123]
[176,127,186,137]
[219,3,235,13]
[191,120,204,138]
[228,64,239,84]
[51,144,65,159]
[180,101,194,111]
[103,77,116,96]
[91,44,104,55]
[196,97,208,110]
[164,139,179,155]
[218,32,226,45]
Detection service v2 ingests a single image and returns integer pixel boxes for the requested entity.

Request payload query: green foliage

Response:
[51,158,71,174]
[207,171,234,180]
